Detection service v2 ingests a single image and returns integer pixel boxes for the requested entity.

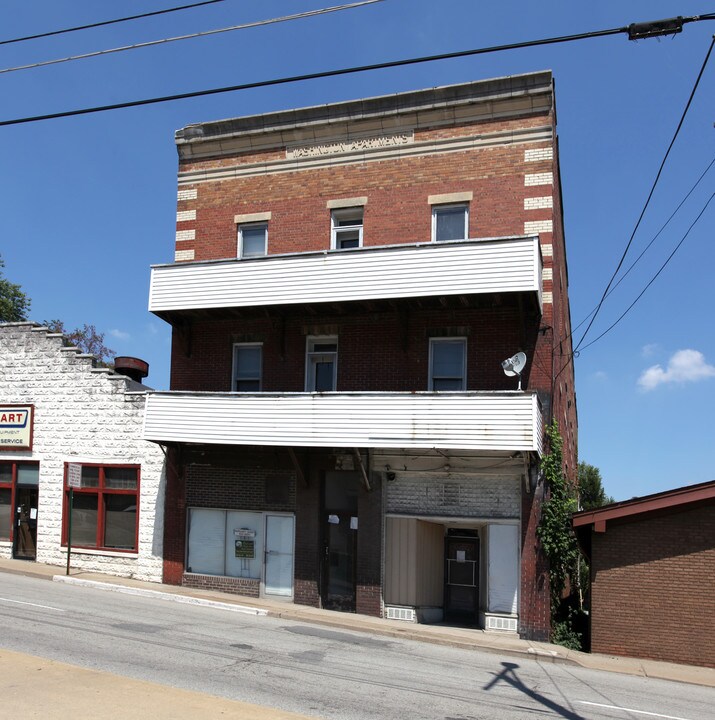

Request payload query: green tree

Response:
[43,319,116,367]
[578,462,614,510]
[0,255,31,322]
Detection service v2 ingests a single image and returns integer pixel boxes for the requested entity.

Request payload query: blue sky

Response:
[2,1,713,501]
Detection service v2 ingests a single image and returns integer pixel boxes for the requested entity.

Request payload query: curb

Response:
[52,575,268,617]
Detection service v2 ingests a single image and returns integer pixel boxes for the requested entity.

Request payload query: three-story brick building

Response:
[144,71,577,640]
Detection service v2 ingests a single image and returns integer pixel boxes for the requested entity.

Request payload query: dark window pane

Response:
[104,467,138,490]
[432,342,464,377]
[336,230,360,248]
[0,488,11,540]
[235,346,261,378]
[433,378,464,391]
[315,361,335,391]
[241,226,266,257]
[234,345,261,391]
[70,494,98,547]
[435,207,467,241]
[0,464,12,484]
[81,467,100,488]
[104,495,137,550]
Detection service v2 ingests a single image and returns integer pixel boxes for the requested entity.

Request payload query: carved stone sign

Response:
[287,132,413,160]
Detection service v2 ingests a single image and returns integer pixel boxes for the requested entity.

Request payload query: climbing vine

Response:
[537,420,582,648]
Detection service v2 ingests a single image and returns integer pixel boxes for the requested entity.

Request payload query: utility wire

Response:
[0,1,384,76]
[578,192,714,352]
[1,14,713,127]
[570,154,715,336]
[0,0,235,46]
[552,180,715,384]
[572,34,715,353]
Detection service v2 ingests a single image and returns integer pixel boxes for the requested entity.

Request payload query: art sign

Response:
[0,405,34,450]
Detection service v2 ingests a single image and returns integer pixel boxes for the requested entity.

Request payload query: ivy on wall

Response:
[537,420,582,649]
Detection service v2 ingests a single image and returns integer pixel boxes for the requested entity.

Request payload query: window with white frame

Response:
[432,204,469,242]
[233,343,262,391]
[429,338,467,390]
[331,208,363,249]
[238,222,267,258]
[305,336,338,391]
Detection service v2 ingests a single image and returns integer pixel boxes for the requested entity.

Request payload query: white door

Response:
[264,514,295,597]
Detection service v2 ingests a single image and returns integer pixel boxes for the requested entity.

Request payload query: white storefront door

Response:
[264,514,295,598]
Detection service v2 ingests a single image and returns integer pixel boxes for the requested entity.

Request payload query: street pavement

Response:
[1,556,713,691]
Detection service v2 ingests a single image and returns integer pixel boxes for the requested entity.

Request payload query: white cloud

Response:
[109,328,131,341]
[637,349,715,391]
[641,343,659,358]
[593,370,608,382]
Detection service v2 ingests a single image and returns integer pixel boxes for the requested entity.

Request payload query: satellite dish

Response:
[502,352,527,389]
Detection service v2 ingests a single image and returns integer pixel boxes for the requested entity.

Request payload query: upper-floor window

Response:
[306,336,337,391]
[432,204,469,242]
[331,208,363,250]
[233,343,262,391]
[429,338,467,390]
[238,222,267,258]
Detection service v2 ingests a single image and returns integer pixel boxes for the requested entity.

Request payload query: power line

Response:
[1,14,712,127]
[578,192,714,352]
[0,1,384,76]
[570,154,715,336]
[572,34,715,353]
[552,179,715,384]
[0,0,235,46]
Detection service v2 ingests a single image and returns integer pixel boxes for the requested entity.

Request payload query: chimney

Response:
[114,356,149,383]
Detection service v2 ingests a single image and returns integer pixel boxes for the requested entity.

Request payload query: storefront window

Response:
[63,464,139,552]
[186,508,294,597]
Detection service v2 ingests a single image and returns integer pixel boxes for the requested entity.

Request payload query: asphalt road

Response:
[0,572,713,720]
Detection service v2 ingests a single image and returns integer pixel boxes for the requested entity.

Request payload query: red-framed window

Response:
[1,461,40,542]
[62,464,139,552]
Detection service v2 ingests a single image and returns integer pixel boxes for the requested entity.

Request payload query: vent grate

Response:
[486,615,517,632]
[386,606,416,622]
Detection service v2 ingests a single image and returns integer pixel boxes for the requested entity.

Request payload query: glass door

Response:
[13,464,39,561]
[264,514,294,598]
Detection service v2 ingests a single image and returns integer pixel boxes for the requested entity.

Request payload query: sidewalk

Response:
[2,557,713,688]
[0,647,315,720]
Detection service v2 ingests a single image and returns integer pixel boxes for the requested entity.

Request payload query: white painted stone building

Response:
[0,322,164,581]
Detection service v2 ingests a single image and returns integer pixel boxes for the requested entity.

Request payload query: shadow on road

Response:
[483,662,584,720]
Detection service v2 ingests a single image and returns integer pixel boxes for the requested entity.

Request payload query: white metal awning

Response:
[143,390,544,455]
[149,236,542,314]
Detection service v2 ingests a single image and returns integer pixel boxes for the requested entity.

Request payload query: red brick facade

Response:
[158,73,577,638]
[589,503,715,667]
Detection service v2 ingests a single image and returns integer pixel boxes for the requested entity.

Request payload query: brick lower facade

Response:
[590,503,715,668]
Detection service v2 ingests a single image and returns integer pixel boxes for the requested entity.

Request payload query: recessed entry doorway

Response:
[321,471,360,612]
[444,529,479,624]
